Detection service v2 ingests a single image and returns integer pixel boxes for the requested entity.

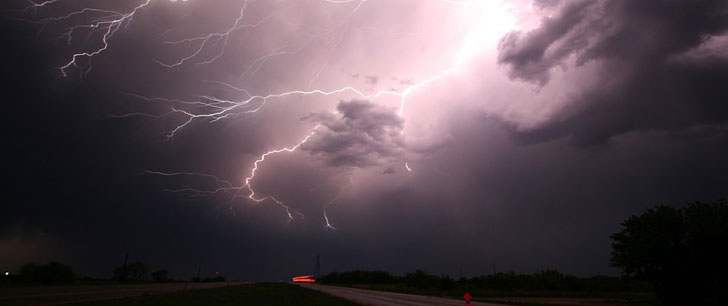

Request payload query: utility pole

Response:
[314,255,320,278]
[491,264,496,275]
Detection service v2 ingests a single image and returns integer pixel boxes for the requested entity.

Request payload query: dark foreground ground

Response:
[302,284,505,306]
[0,282,657,306]
[327,284,657,306]
[69,283,361,306]
[0,282,239,306]
[0,283,361,306]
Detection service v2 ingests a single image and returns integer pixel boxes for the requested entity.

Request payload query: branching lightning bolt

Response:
[323,175,351,230]
[155,0,281,68]
[64,0,151,77]
[241,126,320,221]
[19,0,503,226]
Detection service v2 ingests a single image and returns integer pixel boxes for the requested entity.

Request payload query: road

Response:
[0,282,243,306]
[300,284,505,306]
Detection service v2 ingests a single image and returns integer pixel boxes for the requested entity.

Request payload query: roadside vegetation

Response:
[319,269,655,304]
[2,259,224,286]
[67,283,361,306]
[1,261,77,285]
[319,199,727,306]
[3,200,724,305]
[610,200,728,306]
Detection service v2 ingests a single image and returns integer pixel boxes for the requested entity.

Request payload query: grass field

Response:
[70,283,362,306]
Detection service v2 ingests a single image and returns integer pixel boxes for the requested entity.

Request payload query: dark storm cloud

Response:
[498,0,596,85]
[301,100,405,167]
[499,0,728,145]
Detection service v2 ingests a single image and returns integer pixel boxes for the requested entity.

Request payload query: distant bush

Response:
[19,261,76,284]
[206,276,225,282]
[112,261,148,281]
[191,275,226,282]
[404,269,441,288]
[151,269,169,282]
[318,270,395,284]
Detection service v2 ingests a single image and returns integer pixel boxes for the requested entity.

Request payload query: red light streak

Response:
[292,275,316,283]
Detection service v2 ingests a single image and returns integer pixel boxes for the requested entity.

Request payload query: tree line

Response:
[320,199,727,306]
[1,261,225,285]
[3,199,725,305]
[318,269,652,293]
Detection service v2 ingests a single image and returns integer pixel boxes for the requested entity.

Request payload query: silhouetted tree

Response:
[611,200,728,306]
[19,261,75,284]
[318,270,395,284]
[319,268,651,296]
[439,274,455,290]
[113,261,148,281]
[151,269,169,282]
[404,270,440,288]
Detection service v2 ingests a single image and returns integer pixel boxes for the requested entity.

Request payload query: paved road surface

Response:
[0,282,243,306]
[300,284,505,306]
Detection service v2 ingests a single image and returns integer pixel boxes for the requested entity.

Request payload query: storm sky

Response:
[2,0,727,281]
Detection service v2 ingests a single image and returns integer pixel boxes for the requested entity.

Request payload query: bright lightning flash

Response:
[19,0,514,227]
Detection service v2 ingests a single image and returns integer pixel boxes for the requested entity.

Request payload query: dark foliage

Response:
[152,269,169,282]
[404,270,442,288]
[319,270,396,284]
[191,276,226,282]
[18,261,76,284]
[611,200,728,306]
[319,269,650,293]
[112,261,148,281]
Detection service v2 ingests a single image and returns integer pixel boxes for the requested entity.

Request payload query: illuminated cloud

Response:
[498,0,728,145]
[302,100,405,168]
[498,0,596,85]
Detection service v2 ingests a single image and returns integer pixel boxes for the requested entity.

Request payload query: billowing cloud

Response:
[498,0,597,85]
[498,0,728,145]
[301,100,406,168]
